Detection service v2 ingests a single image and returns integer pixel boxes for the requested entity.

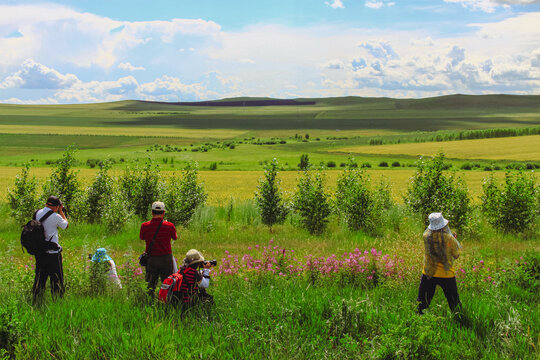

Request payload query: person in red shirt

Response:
[139,201,178,297]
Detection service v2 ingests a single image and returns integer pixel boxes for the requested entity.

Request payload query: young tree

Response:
[254,158,289,227]
[335,163,376,231]
[293,169,331,235]
[42,145,81,216]
[298,154,310,170]
[86,160,114,223]
[162,162,207,226]
[120,158,160,219]
[404,153,471,231]
[7,163,40,224]
[482,172,538,233]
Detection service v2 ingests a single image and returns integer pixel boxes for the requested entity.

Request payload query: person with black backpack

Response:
[31,196,68,304]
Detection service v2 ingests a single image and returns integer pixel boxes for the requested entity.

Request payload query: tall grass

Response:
[0,202,538,359]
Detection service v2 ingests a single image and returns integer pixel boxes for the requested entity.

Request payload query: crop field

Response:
[0,95,539,359]
[335,135,540,161]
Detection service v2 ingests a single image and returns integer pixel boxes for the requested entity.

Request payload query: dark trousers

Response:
[417,274,461,314]
[145,254,174,296]
[32,252,64,303]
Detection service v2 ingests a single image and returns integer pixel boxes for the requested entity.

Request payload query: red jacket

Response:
[139,218,177,256]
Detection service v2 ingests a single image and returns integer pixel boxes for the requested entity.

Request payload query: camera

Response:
[202,260,217,267]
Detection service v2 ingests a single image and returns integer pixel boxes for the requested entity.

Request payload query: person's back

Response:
[417,213,462,314]
[139,201,178,297]
[422,227,460,278]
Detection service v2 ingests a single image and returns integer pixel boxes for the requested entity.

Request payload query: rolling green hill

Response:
[1,94,539,131]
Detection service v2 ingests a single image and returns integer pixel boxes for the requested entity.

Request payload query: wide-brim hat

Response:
[91,248,112,263]
[428,213,448,231]
[184,249,204,266]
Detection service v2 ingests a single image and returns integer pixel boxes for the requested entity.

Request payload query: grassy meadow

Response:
[0,95,539,359]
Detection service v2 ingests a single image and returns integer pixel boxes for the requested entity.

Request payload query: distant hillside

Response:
[0,94,539,132]
[140,99,316,107]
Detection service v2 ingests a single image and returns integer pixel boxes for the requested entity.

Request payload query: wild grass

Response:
[1,196,539,359]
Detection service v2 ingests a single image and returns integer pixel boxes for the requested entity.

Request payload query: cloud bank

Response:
[0,3,539,103]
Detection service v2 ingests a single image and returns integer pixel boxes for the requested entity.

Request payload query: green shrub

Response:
[361,162,371,168]
[404,153,471,230]
[254,158,289,227]
[101,183,133,233]
[461,163,472,170]
[292,169,331,235]
[162,162,207,226]
[298,154,310,170]
[335,164,376,232]
[379,161,388,167]
[481,172,538,233]
[327,161,336,168]
[391,161,401,167]
[86,161,113,223]
[209,162,218,170]
[42,145,81,215]
[7,163,40,224]
[120,158,160,219]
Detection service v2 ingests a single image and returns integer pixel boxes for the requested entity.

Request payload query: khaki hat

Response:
[151,201,165,211]
[428,213,449,231]
[184,249,204,266]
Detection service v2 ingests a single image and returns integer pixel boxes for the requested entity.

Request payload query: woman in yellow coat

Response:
[417,213,462,314]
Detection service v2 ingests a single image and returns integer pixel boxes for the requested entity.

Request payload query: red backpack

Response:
[158,271,183,304]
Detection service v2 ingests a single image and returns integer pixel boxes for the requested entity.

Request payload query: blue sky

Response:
[0,0,539,103]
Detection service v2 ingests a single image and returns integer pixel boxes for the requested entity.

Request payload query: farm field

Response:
[334,135,540,161]
[0,95,539,359]
[2,166,537,204]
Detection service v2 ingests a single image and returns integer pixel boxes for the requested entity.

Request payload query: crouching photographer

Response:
[173,249,216,310]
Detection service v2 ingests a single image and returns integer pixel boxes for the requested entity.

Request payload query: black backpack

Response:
[20,210,56,256]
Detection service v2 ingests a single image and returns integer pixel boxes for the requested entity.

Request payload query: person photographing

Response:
[32,196,68,304]
[173,249,215,309]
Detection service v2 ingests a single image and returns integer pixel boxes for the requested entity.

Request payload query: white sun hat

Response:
[428,213,449,230]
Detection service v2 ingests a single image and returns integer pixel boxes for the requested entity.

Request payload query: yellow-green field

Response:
[2,166,531,205]
[0,125,246,139]
[333,135,540,161]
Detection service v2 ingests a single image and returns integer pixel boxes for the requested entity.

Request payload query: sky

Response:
[0,0,539,104]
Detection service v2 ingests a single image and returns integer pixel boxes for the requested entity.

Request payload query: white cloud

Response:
[444,0,540,12]
[326,0,345,9]
[0,59,78,89]
[365,1,395,9]
[118,62,145,71]
[365,1,384,9]
[0,4,221,70]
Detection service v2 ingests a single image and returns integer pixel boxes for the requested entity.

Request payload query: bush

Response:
[461,163,472,170]
[298,154,310,170]
[209,162,218,170]
[162,162,207,226]
[391,161,401,167]
[7,163,40,225]
[86,159,101,168]
[481,172,538,233]
[102,184,133,233]
[86,161,113,223]
[361,162,371,168]
[254,158,289,227]
[42,145,82,218]
[327,161,336,168]
[404,153,471,231]
[120,158,160,219]
[292,169,331,235]
[335,165,376,232]
[379,161,388,167]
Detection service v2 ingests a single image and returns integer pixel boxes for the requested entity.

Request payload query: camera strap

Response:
[146,220,163,256]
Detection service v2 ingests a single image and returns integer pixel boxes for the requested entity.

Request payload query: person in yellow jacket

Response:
[417,212,462,314]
